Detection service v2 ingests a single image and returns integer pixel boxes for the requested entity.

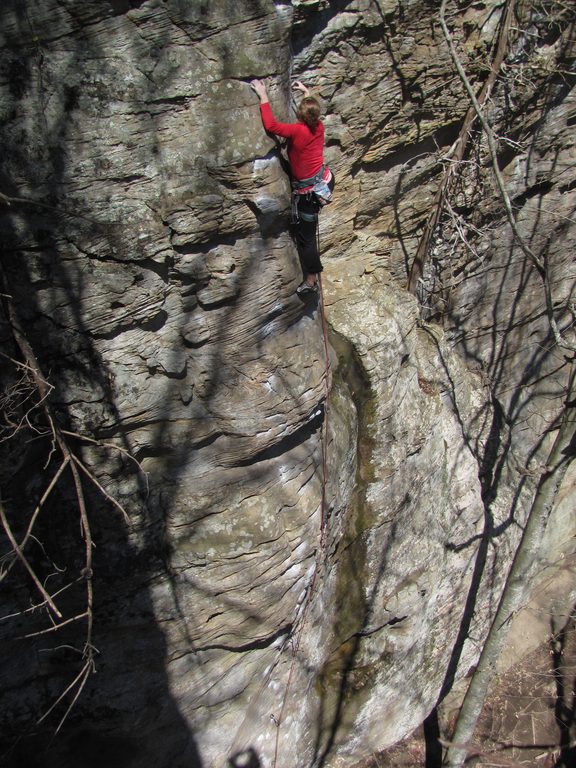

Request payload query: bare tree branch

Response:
[0,499,63,618]
[0,457,70,583]
[408,0,516,293]
[0,258,141,729]
[21,611,89,639]
[438,0,575,353]
[37,657,96,733]
[0,578,80,623]
[443,362,576,768]
[71,454,130,524]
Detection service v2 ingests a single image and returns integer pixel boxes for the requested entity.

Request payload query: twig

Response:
[0,578,80,622]
[68,458,94,650]
[0,351,55,389]
[408,0,516,294]
[438,0,575,353]
[37,657,94,728]
[21,611,89,639]
[0,500,62,618]
[0,457,70,583]
[0,189,97,224]
[61,429,148,484]
[53,658,95,735]
[71,453,130,523]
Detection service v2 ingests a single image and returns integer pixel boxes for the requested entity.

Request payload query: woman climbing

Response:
[250,78,334,296]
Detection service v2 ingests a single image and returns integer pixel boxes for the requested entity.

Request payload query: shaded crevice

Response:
[235,407,325,468]
[352,119,462,176]
[512,180,554,208]
[90,309,168,339]
[194,623,292,654]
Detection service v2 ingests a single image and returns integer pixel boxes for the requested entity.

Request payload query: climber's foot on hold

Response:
[296,280,318,296]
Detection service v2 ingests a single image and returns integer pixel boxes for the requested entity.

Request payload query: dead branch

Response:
[0,578,80,623]
[0,357,53,443]
[71,454,130,523]
[21,610,89,639]
[37,656,96,734]
[0,457,70,583]
[438,0,575,353]
[408,0,516,294]
[66,452,95,708]
[0,500,63,618]
[0,188,97,224]
[62,428,150,496]
[0,259,140,730]
[439,736,572,767]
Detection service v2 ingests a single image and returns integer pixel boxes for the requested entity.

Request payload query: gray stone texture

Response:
[0,0,574,767]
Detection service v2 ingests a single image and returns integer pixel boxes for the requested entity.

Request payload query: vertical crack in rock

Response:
[0,1,574,767]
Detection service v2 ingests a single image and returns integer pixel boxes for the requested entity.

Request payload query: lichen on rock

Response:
[0,1,574,767]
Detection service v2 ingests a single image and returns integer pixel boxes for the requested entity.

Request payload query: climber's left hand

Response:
[293,80,310,97]
[250,79,268,101]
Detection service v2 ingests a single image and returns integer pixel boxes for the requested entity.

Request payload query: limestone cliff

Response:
[0,1,574,767]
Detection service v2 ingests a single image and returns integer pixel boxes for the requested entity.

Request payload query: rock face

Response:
[0,1,574,767]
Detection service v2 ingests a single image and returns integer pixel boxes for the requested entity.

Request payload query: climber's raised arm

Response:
[249,76,332,296]
[250,79,299,139]
[250,78,269,104]
[292,80,310,97]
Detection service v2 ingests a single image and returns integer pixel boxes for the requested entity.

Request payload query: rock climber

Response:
[250,78,334,296]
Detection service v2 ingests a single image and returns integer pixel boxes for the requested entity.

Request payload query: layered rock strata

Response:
[0,1,574,767]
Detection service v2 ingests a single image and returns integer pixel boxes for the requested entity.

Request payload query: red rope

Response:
[273,225,331,766]
[318,273,330,544]
[272,550,322,767]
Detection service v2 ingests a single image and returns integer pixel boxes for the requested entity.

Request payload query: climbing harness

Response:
[291,166,334,223]
[292,165,333,203]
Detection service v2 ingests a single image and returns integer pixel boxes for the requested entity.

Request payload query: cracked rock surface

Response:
[0,1,574,767]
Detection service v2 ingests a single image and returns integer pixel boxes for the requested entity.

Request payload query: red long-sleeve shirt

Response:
[260,101,324,181]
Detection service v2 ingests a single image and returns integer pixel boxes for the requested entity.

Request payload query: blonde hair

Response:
[297,96,321,129]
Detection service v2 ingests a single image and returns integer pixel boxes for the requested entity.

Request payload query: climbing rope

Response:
[317,216,331,542]
[272,213,331,767]
[231,207,332,768]
[272,545,323,767]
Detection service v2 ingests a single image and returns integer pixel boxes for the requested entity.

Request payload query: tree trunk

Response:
[443,363,576,767]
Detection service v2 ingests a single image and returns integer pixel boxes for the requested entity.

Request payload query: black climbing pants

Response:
[293,174,335,275]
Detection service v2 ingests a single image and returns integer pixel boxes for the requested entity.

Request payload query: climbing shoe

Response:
[296,281,318,296]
